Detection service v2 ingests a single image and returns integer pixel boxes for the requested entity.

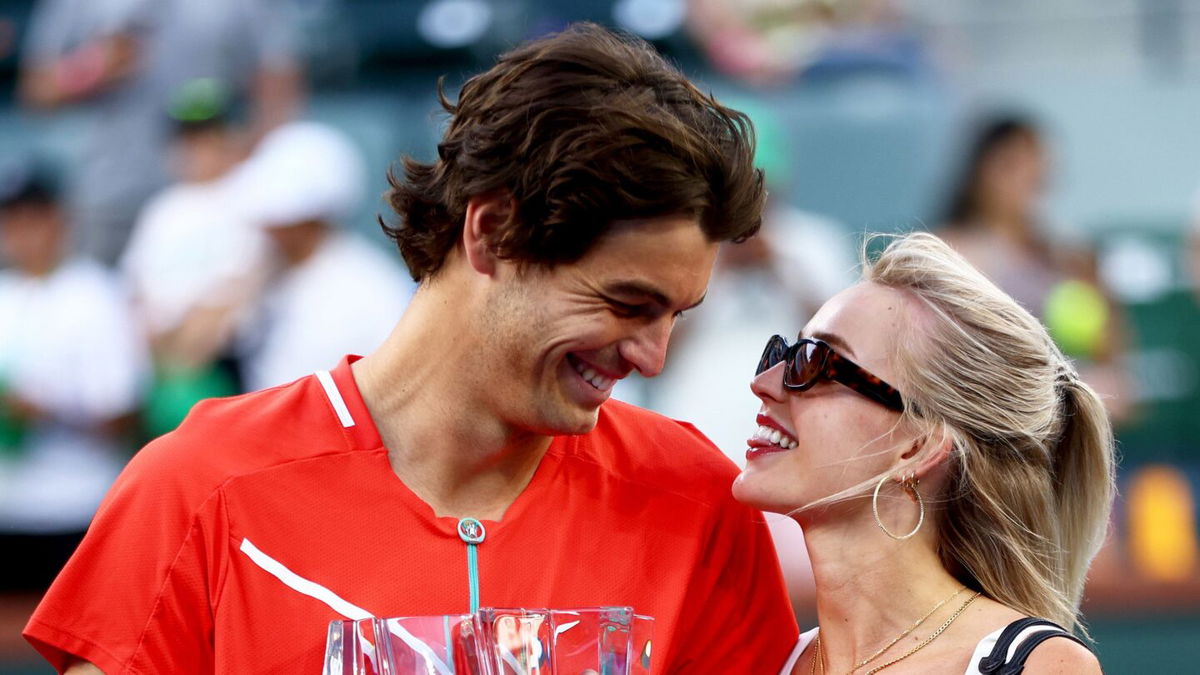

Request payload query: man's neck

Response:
[351,289,553,521]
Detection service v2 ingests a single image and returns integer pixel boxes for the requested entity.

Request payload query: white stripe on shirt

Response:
[316,370,355,428]
[238,538,453,675]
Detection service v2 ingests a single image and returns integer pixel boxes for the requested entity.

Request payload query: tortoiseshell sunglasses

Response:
[756,335,905,412]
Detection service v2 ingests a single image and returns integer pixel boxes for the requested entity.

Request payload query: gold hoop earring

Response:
[872,473,925,540]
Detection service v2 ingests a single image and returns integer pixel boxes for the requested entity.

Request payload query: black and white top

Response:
[779,618,1090,674]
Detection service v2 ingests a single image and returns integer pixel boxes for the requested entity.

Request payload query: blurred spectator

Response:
[686,0,933,85]
[938,114,1134,422]
[17,0,302,265]
[647,103,858,617]
[0,159,147,590]
[649,200,855,618]
[120,79,267,437]
[236,121,415,392]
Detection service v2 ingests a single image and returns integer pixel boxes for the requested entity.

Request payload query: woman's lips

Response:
[746,414,798,460]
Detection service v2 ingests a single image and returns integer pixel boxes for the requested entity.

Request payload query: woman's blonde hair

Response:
[863,232,1115,633]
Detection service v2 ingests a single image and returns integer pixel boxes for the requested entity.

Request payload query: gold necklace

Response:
[806,587,967,675]
[851,587,968,671]
[810,633,824,675]
[812,591,981,675]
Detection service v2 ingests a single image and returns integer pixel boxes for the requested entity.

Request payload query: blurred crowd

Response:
[0,0,420,594]
[1,0,1199,634]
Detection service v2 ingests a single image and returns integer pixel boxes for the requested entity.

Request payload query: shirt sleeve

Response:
[662,498,800,674]
[23,431,230,674]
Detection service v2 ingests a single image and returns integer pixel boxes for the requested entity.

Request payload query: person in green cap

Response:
[120,79,264,437]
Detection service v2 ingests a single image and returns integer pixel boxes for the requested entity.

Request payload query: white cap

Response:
[238,121,367,228]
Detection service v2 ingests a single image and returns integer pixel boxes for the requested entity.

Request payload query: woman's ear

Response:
[900,424,954,479]
[461,191,515,277]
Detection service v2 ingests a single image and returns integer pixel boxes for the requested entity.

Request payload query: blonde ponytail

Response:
[1052,374,1116,612]
[863,232,1116,633]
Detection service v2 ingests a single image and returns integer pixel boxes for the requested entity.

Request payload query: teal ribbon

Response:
[466,542,480,613]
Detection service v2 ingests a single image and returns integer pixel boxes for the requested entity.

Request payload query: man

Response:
[25,23,798,674]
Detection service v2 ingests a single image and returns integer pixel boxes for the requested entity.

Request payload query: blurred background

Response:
[1,0,1199,672]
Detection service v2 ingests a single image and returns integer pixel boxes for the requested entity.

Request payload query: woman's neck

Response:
[802,512,966,672]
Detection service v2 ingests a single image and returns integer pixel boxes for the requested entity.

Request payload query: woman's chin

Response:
[732,473,798,515]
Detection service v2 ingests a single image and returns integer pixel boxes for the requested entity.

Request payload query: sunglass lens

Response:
[756,336,786,375]
[787,341,822,387]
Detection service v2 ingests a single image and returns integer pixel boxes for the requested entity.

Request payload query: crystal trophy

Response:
[323,607,654,675]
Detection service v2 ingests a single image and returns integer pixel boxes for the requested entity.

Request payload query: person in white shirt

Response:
[120,81,268,435]
[235,121,414,392]
[121,81,267,360]
[648,200,856,616]
[0,161,147,588]
[648,101,859,616]
[737,232,1113,674]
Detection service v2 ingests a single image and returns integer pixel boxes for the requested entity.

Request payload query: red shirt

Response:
[25,356,797,673]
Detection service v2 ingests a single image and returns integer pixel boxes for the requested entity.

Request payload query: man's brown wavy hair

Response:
[383,22,765,282]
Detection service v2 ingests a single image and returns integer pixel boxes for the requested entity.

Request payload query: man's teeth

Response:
[754,425,798,449]
[572,360,614,390]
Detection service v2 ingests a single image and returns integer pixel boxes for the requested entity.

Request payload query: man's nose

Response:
[619,318,674,378]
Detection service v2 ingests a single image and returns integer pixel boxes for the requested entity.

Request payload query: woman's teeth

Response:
[572,359,614,390]
[753,425,798,449]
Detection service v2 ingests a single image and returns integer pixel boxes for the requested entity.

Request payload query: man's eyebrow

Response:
[604,281,706,311]
[808,330,856,358]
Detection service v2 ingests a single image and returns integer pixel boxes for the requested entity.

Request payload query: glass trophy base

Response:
[324,606,653,675]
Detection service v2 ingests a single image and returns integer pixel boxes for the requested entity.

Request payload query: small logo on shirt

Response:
[457,517,486,544]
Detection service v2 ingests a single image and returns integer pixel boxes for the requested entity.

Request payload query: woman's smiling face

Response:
[734,281,917,519]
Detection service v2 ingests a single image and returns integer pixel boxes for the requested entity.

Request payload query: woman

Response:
[937,115,1130,422]
[735,232,1114,674]
[938,115,1083,324]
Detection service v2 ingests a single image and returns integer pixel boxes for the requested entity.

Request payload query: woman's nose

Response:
[750,361,787,404]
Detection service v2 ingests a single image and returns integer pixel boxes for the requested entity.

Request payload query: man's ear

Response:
[900,424,955,479]
[462,192,514,277]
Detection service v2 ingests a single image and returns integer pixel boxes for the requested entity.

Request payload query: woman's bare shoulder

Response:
[964,601,1100,675]
[1021,636,1101,674]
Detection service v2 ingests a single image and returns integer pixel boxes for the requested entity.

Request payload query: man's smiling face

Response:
[476,213,718,436]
